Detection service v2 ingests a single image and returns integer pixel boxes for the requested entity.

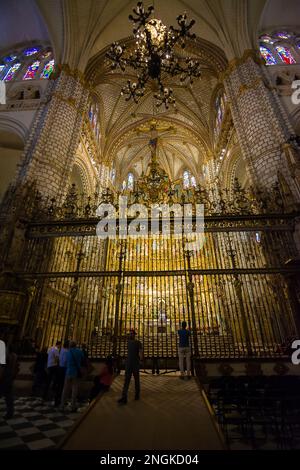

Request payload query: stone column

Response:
[223,51,299,201]
[0,67,90,273]
[99,164,110,189]
[16,66,90,202]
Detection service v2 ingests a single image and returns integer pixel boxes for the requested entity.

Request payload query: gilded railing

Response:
[1,180,299,359]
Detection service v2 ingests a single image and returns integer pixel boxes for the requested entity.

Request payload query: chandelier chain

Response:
[106,1,201,108]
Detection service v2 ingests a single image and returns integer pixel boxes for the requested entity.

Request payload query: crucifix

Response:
[135,118,175,170]
[132,96,176,168]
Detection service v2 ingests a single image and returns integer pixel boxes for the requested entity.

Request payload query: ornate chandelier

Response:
[106,2,201,109]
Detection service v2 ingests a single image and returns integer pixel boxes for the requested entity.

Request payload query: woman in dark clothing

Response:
[89,356,113,402]
[32,348,48,396]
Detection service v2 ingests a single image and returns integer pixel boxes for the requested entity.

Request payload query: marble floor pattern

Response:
[0,396,88,450]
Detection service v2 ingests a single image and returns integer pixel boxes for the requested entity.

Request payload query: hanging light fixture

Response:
[106,2,201,109]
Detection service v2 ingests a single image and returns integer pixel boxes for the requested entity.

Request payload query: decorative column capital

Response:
[51,63,94,92]
[219,49,264,82]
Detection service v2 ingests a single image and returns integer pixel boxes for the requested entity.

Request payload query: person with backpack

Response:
[60,340,84,412]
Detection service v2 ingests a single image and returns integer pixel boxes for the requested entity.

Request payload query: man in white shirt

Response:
[47,345,59,367]
[0,344,19,419]
[43,340,61,400]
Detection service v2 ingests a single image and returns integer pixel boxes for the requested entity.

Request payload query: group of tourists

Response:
[0,321,192,418]
[33,339,114,411]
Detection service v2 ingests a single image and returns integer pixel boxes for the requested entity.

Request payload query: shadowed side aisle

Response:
[61,375,224,450]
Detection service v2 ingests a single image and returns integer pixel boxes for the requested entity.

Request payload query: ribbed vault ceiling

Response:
[36,0,267,68]
[2,0,299,181]
[96,76,217,179]
[4,0,299,67]
[93,37,225,179]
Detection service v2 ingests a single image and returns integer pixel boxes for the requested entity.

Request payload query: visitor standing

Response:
[118,330,143,404]
[60,340,83,411]
[54,339,69,406]
[178,321,192,379]
[0,344,19,419]
[32,347,48,396]
[44,340,61,400]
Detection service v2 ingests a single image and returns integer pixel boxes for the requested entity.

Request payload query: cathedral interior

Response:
[0,0,300,456]
[1,1,300,451]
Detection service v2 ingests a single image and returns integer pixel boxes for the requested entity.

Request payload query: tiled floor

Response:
[0,397,88,450]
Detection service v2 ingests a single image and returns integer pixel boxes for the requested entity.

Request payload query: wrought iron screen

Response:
[18,213,299,359]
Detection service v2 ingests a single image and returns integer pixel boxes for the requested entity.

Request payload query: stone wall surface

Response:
[15,71,90,202]
[224,56,299,201]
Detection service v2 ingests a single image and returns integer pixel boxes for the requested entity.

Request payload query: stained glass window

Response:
[259,30,299,66]
[23,47,40,56]
[190,175,197,187]
[216,95,225,125]
[183,170,190,189]
[259,46,277,65]
[259,35,274,44]
[92,112,97,129]
[0,47,54,82]
[40,51,52,59]
[183,170,197,189]
[88,100,101,143]
[94,123,99,140]
[88,107,93,121]
[274,32,292,40]
[275,45,296,65]
[94,105,99,129]
[111,169,116,183]
[3,55,17,62]
[3,63,21,81]
[40,59,54,79]
[127,173,134,190]
[23,61,40,80]
[214,93,226,137]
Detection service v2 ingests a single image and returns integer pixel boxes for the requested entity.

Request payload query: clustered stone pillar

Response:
[0,67,90,273]
[99,164,110,190]
[223,51,300,202]
[224,52,300,336]
[16,66,90,202]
